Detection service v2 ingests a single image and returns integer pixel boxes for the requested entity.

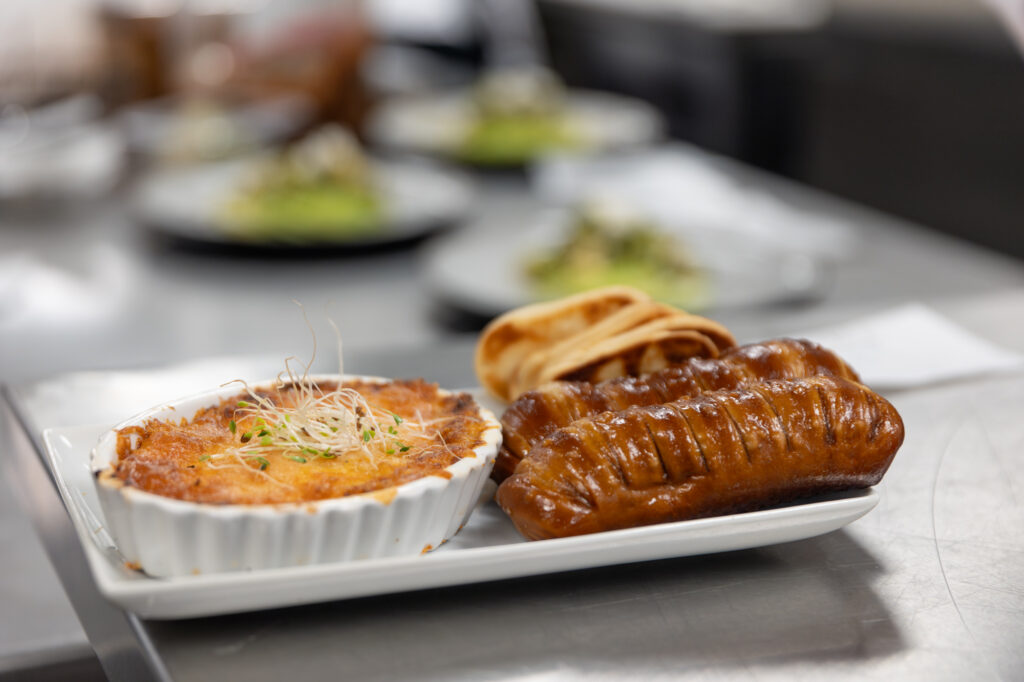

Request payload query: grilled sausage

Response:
[495,339,860,483]
[496,375,903,540]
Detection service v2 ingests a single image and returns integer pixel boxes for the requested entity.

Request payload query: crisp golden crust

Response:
[494,338,861,482]
[474,286,738,401]
[510,301,679,400]
[537,312,735,390]
[496,375,903,540]
[475,286,651,401]
[545,328,720,386]
[110,379,490,505]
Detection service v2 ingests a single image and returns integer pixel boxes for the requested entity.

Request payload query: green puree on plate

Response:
[458,67,582,166]
[223,184,382,242]
[525,201,708,309]
[220,125,384,243]
[458,114,580,166]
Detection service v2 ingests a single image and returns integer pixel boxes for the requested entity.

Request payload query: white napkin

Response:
[799,303,1024,391]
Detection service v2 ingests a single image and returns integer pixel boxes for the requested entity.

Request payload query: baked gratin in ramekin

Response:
[91,375,501,578]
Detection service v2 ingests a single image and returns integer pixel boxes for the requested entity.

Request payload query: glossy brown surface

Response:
[496,375,903,540]
[495,338,860,482]
[111,379,489,505]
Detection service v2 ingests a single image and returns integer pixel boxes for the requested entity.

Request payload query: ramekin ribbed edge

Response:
[90,375,501,578]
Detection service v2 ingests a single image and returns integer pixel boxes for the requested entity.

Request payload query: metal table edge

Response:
[2,384,175,682]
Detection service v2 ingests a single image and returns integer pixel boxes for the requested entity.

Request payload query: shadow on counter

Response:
[147,528,903,680]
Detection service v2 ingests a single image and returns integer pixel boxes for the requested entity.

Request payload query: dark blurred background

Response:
[537,0,1024,260]
[2,0,1018,257]
[2,0,1022,257]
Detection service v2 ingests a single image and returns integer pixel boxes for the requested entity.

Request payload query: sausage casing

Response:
[495,339,860,483]
[495,375,903,541]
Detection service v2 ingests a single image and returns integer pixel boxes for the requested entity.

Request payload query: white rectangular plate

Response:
[43,420,879,620]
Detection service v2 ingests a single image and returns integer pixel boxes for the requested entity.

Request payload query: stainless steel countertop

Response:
[3,146,1024,680]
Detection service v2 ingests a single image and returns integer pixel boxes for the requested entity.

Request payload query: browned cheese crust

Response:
[112,379,489,505]
[494,338,861,483]
[495,375,903,540]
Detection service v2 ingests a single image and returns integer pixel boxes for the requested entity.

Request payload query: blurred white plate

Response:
[0,95,125,202]
[134,158,473,249]
[423,210,832,318]
[118,96,312,161]
[368,90,663,165]
[42,409,877,619]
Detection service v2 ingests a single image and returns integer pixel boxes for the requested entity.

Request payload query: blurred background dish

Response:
[117,94,313,163]
[217,125,382,240]
[134,129,472,250]
[455,68,582,166]
[422,145,855,319]
[522,199,708,307]
[0,95,125,207]
[367,76,664,166]
[366,0,666,166]
[423,199,832,319]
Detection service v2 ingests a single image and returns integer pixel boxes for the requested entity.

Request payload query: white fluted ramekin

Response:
[91,375,502,578]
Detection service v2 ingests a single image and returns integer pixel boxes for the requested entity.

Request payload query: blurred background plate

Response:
[134,157,473,251]
[367,89,664,164]
[0,95,125,207]
[423,208,833,320]
[118,95,314,163]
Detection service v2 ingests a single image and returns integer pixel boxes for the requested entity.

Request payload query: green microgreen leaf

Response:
[286,455,307,464]
[199,455,211,462]
[260,435,272,447]
[240,431,253,443]
[362,429,373,442]
[228,420,237,434]
[253,456,269,471]
[237,401,249,408]
[393,414,403,425]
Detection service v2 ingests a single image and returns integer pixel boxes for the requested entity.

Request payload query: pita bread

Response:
[651,312,736,353]
[531,312,733,389]
[508,301,681,399]
[542,328,720,386]
[474,286,650,401]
